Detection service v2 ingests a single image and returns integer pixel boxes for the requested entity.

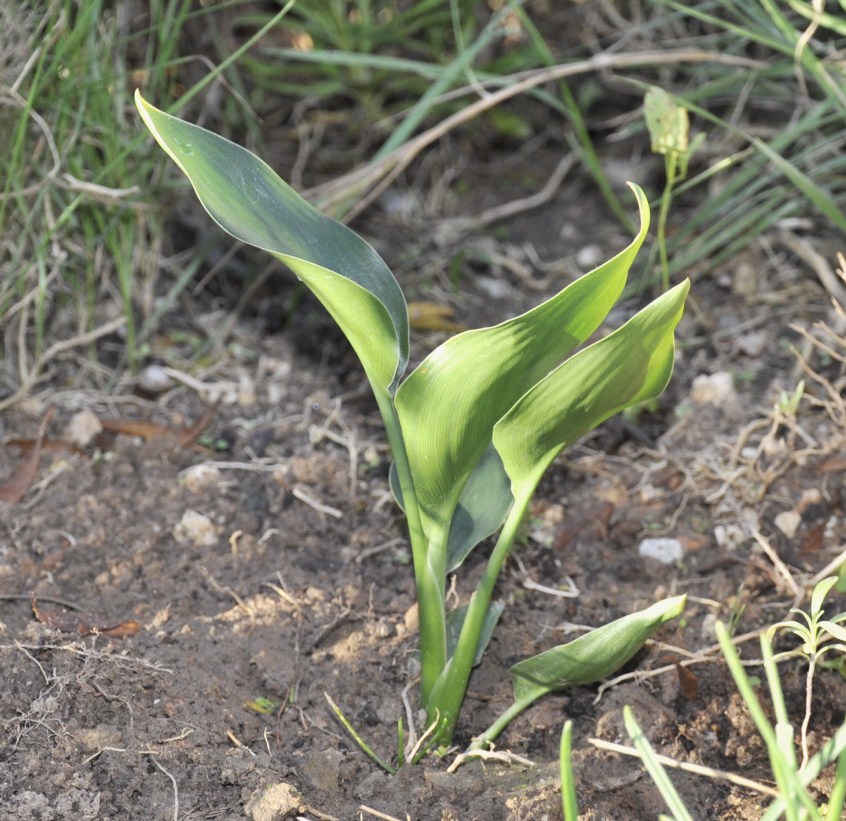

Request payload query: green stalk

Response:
[560,721,579,821]
[376,393,447,706]
[657,152,678,293]
[426,487,532,744]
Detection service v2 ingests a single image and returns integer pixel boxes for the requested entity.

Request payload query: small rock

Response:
[180,463,222,494]
[244,782,301,821]
[173,510,218,547]
[774,510,801,539]
[638,537,684,564]
[63,410,102,448]
[136,363,175,394]
[476,276,512,300]
[735,331,767,358]
[690,371,736,405]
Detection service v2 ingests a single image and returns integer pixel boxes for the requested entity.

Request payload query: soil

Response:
[3,141,846,820]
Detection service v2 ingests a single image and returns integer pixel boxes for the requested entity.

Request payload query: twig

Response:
[292,486,343,519]
[146,754,179,821]
[750,528,803,606]
[0,593,85,611]
[448,746,535,773]
[588,737,780,798]
[309,49,766,220]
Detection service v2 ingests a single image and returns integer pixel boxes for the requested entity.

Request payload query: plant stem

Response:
[657,152,678,293]
[427,489,532,744]
[560,721,579,821]
[376,393,447,706]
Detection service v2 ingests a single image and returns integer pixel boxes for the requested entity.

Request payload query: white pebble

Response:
[173,509,218,547]
[638,537,684,564]
[180,463,222,494]
[690,371,736,405]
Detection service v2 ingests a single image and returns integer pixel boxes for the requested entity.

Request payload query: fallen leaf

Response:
[676,663,699,701]
[31,593,141,638]
[99,402,217,451]
[0,407,55,505]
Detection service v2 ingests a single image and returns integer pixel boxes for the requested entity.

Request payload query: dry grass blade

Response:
[309,48,765,220]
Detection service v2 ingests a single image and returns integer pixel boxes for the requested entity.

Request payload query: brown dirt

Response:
[2,162,846,821]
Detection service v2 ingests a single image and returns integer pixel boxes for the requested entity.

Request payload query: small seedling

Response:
[644,86,704,292]
[770,576,846,769]
[563,608,846,820]
[136,93,689,755]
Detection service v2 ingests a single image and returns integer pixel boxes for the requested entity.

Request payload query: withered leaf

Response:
[99,402,217,451]
[676,662,699,701]
[30,593,141,638]
[0,407,55,505]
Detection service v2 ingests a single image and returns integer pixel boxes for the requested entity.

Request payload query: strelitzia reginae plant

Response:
[135,91,689,755]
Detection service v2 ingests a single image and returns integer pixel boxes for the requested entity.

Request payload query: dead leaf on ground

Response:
[100,401,218,451]
[0,406,55,505]
[31,593,142,638]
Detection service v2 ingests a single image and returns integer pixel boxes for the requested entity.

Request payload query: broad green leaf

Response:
[135,92,409,394]
[446,601,504,667]
[395,184,651,544]
[445,445,512,572]
[509,595,686,707]
[494,280,689,504]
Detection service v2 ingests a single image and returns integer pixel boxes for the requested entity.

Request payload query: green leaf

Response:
[445,445,512,573]
[811,576,839,616]
[645,86,690,157]
[134,92,409,395]
[493,280,689,504]
[446,601,504,667]
[509,595,686,707]
[394,184,652,545]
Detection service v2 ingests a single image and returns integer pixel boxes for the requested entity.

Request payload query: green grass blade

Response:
[325,692,396,775]
[560,721,579,821]
[623,706,694,821]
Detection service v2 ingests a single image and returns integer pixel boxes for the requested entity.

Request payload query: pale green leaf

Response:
[135,92,408,395]
[395,185,651,544]
[645,86,690,157]
[509,595,686,707]
[494,280,689,502]
[811,576,839,616]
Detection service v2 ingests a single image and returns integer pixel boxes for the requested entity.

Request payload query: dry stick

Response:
[751,527,803,606]
[309,49,766,221]
[588,737,781,799]
[595,628,765,699]
[437,152,578,239]
[146,755,179,821]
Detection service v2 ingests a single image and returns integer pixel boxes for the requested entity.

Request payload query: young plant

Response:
[643,86,703,292]
[570,612,846,820]
[135,92,689,752]
[770,576,846,770]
